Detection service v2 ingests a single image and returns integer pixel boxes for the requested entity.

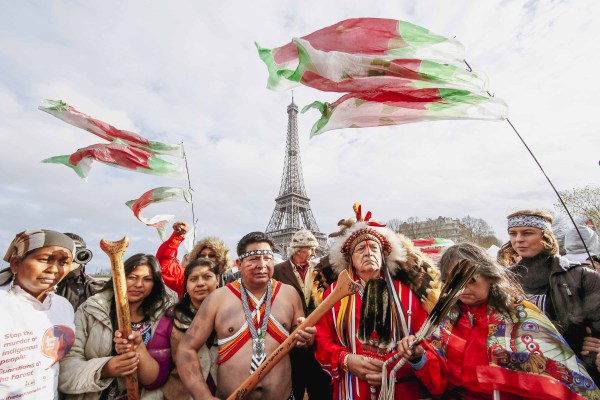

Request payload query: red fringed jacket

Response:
[414,302,598,400]
[314,275,431,399]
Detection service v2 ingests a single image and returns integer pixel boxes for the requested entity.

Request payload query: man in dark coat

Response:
[273,229,331,399]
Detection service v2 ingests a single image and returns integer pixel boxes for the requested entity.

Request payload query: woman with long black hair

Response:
[398,242,600,399]
[59,253,172,400]
[157,258,220,399]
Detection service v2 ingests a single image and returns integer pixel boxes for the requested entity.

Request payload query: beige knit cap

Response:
[290,229,319,248]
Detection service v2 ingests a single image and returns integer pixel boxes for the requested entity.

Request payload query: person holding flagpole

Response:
[156,221,233,298]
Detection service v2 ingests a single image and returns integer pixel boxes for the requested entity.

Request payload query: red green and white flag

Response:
[257,18,465,91]
[302,89,508,136]
[126,187,192,240]
[42,141,186,180]
[287,38,487,93]
[39,99,184,158]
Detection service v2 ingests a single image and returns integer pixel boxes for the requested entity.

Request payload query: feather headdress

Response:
[329,202,441,313]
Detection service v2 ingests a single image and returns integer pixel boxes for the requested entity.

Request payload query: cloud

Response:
[0,0,598,272]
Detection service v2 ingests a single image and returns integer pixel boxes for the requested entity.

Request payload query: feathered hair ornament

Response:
[379,259,479,400]
[334,202,442,400]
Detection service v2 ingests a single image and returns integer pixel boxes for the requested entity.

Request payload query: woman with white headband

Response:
[0,229,77,399]
[501,209,600,384]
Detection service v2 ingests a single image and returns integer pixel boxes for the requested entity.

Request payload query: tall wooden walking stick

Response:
[227,270,360,400]
[100,236,140,400]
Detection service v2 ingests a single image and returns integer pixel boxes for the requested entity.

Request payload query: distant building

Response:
[400,216,463,242]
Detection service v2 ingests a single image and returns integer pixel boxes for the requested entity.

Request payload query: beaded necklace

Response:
[240,280,272,374]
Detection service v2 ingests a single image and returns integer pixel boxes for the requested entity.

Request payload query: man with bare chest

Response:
[177,232,316,400]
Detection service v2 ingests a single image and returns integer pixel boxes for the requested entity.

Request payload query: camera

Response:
[74,247,93,265]
[65,232,94,265]
[64,232,94,266]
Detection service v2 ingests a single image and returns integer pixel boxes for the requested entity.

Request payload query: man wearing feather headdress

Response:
[313,203,440,399]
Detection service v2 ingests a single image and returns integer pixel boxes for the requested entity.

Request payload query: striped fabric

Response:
[315,273,431,399]
[217,279,288,364]
[3,229,75,262]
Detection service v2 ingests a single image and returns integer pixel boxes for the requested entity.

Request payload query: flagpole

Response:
[182,141,197,245]
[464,60,594,263]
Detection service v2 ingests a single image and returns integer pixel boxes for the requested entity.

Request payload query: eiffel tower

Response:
[265,98,327,257]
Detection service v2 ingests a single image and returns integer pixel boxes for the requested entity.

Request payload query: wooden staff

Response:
[100,237,139,400]
[227,269,360,400]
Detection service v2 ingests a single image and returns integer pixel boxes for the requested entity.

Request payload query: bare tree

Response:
[459,216,501,247]
[554,185,600,230]
[399,216,421,239]
[387,218,403,233]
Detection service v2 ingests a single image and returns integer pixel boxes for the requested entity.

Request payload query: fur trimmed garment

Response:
[155,232,233,297]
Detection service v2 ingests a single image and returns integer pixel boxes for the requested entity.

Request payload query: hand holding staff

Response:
[100,237,140,400]
[379,260,479,400]
[227,270,360,400]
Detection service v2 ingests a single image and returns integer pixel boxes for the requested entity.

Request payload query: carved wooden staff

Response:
[227,270,360,400]
[100,237,140,400]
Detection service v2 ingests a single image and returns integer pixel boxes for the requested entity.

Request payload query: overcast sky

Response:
[1,0,598,273]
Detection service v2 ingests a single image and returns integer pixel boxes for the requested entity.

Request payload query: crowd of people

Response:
[1,207,600,400]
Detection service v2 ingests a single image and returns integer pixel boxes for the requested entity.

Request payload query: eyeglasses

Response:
[199,249,217,259]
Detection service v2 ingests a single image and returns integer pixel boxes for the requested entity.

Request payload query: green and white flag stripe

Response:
[258,18,465,91]
[126,187,192,241]
[40,99,184,158]
[302,89,508,137]
[289,38,487,93]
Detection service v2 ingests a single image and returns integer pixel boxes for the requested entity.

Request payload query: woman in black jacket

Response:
[500,209,600,383]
